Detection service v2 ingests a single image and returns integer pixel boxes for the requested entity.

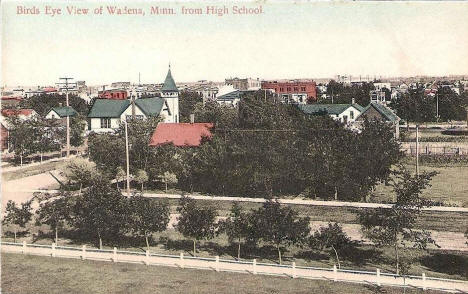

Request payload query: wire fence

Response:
[2,241,467,292]
[401,146,468,155]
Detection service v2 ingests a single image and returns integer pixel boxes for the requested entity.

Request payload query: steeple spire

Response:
[161,64,178,92]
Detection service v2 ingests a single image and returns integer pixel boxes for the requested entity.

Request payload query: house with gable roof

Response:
[355,102,401,138]
[87,66,179,132]
[298,102,364,124]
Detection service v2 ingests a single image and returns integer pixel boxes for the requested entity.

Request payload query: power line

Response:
[56,77,77,158]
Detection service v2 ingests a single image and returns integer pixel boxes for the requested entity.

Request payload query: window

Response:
[126,115,144,121]
[287,87,291,91]
[343,115,348,124]
[100,118,111,128]
[350,111,354,119]
[294,87,298,91]
[301,87,306,91]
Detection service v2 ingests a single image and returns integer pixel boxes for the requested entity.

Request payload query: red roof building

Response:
[98,89,128,100]
[149,123,213,147]
[1,108,35,117]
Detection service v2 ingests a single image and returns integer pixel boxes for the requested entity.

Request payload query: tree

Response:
[5,116,36,165]
[358,167,438,275]
[179,91,203,122]
[19,93,89,116]
[70,115,87,147]
[129,195,170,251]
[134,169,149,191]
[115,167,126,189]
[253,199,310,264]
[35,194,72,245]
[310,223,355,269]
[71,177,129,249]
[219,202,251,259]
[161,171,177,193]
[60,158,99,190]
[88,133,126,175]
[2,200,33,243]
[176,195,218,256]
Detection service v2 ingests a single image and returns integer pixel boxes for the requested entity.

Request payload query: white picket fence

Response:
[2,242,467,293]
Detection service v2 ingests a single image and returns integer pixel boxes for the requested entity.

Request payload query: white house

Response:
[298,102,364,124]
[45,106,78,120]
[87,66,179,132]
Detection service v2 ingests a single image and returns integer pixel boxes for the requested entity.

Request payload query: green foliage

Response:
[71,177,130,248]
[252,199,310,264]
[19,93,89,116]
[60,158,99,189]
[310,223,355,268]
[322,80,373,106]
[2,200,33,242]
[134,169,149,191]
[70,115,87,147]
[179,91,203,122]
[359,167,438,274]
[88,133,126,175]
[391,86,468,123]
[176,195,218,255]
[128,195,170,250]
[35,193,72,244]
[219,202,252,259]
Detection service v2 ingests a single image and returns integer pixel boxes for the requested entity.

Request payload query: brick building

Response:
[261,80,317,104]
[98,89,128,100]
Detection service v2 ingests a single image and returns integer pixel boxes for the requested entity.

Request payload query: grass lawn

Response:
[1,253,445,294]
[2,160,65,181]
[374,163,468,207]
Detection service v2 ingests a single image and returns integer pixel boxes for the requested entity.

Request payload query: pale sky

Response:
[2,0,468,87]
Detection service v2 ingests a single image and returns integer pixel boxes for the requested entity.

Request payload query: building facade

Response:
[261,80,317,104]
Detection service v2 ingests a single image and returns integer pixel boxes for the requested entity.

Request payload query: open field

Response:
[374,163,468,207]
[1,253,448,294]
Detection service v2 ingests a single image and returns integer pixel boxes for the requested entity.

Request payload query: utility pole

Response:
[56,77,76,158]
[124,121,130,196]
[436,92,439,122]
[416,125,419,176]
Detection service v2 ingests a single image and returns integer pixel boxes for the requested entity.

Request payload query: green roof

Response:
[217,90,240,101]
[161,68,178,92]
[135,97,165,116]
[298,104,362,115]
[357,102,400,122]
[49,106,77,117]
[87,99,130,118]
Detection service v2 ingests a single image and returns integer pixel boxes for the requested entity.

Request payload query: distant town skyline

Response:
[2,1,468,87]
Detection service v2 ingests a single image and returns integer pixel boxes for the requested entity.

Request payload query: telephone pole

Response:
[56,77,76,158]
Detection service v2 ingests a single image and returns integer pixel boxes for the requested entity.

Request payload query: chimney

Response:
[190,114,195,124]
[59,103,62,107]
[351,98,355,104]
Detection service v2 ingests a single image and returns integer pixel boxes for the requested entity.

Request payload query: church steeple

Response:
[161,65,178,92]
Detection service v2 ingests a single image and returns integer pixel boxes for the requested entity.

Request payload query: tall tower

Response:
[160,64,179,123]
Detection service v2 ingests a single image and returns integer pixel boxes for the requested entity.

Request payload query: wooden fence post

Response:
[22,241,26,254]
[113,247,117,262]
[422,273,426,290]
[253,259,257,275]
[180,252,184,269]
[333,264,337,282]
[292,262,296,278]
[215,256,219,272]
[81,245,86,260]
[145,250,149,265]
[376,268,381,286]
[51,243,56,257]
